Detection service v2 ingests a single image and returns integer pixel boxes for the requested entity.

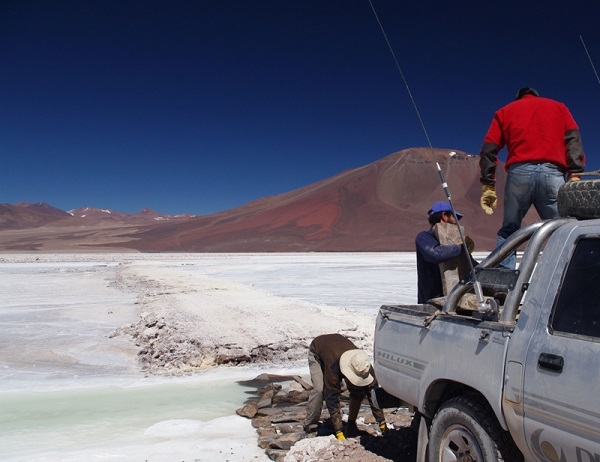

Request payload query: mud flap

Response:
[417,412,430,462]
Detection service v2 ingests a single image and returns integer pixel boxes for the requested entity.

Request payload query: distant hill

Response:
[0,148,529,252]
[0,202,72,229]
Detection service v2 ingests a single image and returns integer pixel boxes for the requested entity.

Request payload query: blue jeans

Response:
[497,162,565,269]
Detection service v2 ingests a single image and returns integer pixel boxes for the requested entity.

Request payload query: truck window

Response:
[550,238,600,339]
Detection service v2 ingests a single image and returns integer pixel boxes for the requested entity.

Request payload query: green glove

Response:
[335,430,346,441]
[480,184,497,215]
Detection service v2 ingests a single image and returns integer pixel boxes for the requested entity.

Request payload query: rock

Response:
[251,415,272,428]
[256,383,283,408]
[238,373,418,461]
[236,401,258,418]
[258,383,283,395]
[142,326,159,340]
[275,423,304,434]
[265,448,288,462]
[255,407,290,417]
[277,389,310,403]
[292,375,312,390]
[433,221,471,296]
[270,409,306,424]
[268,432,306,450]
[258,427,278,437]
[257,389,276,409]
[283,437,337,462]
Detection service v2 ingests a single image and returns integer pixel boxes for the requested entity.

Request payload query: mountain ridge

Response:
[0,148,527,252]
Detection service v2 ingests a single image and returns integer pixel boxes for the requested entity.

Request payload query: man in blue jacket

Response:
[416,201,473,304]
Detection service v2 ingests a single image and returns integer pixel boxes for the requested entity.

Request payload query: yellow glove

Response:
[480,184,497,215]
[335,431,346,441]
[465,236,475,253]
[568,175,580,182]
[379,422,389,434]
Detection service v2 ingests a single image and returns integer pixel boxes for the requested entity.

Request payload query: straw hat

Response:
[339,349,374,387]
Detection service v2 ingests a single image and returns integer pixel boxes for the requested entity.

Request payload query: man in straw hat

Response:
[303,333,388,440]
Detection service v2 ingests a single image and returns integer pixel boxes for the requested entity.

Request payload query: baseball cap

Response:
[427,201,463,219]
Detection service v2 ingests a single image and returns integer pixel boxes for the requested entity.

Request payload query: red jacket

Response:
[479,95,585,185]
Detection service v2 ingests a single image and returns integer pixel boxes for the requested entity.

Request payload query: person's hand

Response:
[465,236,475,253]
[335,431,346,441]
[480,184,497,214]
[568,175,581,182]
[379,422,389,434]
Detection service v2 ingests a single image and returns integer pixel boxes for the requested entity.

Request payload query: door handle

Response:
[538,353,564,373]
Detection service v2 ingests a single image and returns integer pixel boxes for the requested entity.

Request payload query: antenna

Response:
[580,35,600,87]
[367,0,487,311]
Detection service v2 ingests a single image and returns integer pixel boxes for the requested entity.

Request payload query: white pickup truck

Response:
[373,179,600,462]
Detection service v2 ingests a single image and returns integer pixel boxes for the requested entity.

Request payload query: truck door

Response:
[522,237,600,462]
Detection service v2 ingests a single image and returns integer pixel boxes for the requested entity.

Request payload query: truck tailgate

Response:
[374,304,512,421]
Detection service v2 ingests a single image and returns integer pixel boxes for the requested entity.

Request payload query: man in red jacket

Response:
[479,87,585,268]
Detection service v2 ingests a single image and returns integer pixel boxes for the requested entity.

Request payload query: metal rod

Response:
[580,35,600,87]
[368,0,487,310]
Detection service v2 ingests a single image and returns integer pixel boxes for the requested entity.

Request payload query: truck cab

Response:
[504,219,600,461]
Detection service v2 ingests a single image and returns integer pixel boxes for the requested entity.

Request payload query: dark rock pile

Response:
[236,373,418,462]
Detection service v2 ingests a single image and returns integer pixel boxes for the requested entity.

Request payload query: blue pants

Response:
[497,162,564,269]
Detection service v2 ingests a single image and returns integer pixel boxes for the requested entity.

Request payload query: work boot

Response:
[303,423,318,434]
[344,420,360,438]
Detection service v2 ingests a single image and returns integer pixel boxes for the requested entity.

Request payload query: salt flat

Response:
[1,252,426,461]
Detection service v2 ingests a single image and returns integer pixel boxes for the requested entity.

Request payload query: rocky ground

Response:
[235,373,418,462]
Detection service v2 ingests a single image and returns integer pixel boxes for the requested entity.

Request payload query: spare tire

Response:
[558,179,600,219]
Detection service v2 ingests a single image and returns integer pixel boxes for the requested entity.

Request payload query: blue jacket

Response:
[415,228,462,304]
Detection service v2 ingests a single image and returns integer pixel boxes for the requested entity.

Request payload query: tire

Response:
[428,396,523,462]
[558,179,600,219]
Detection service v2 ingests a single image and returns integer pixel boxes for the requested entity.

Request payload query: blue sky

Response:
[2,0,600,215]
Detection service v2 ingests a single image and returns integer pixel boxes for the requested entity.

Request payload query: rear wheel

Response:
[428,396,523,462]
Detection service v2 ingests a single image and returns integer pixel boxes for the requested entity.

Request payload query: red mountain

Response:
[0,148,530,252]
[0,202,72,229]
